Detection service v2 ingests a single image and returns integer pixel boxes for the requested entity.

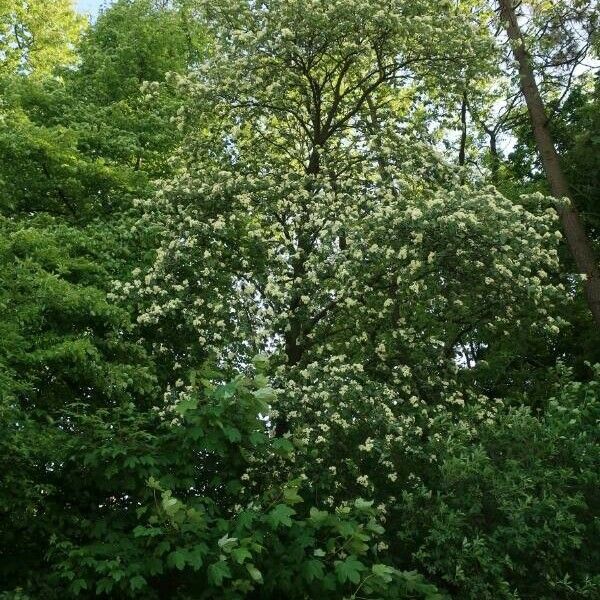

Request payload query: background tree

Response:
[0,0,203,592]
[0,0,85,77]
[1,1,599,598]
[497,0,600,327]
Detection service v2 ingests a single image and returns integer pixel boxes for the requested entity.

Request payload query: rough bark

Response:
[499,0,600,327]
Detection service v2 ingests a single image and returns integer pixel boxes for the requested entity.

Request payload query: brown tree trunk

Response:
[499,0,600,327]
[459,90,468,167]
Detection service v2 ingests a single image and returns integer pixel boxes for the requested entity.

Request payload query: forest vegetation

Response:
[0,1,599,598]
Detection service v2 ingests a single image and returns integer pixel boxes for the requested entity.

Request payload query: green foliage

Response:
[1,1,599,598]
[3,372,442,599]
[0,0,86,77]
[400,367,600,599]
[76,0,201,103]
[0,1,192,220]
[0,79,144,218]
[509,76,600,240]
[0,215,155,404]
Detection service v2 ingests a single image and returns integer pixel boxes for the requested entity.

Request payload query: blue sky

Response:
[76,0,106,17]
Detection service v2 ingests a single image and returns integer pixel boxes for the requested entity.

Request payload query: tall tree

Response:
[130,0,566,548]
[0,0,202,591]
[498,0,600,326]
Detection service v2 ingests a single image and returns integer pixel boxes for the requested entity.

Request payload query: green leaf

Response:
[147,476,161,490]
[188,542,208,569]
[218,534,239,552]
[231,547,253,564]
[309,507,329,524]
[208,561,232,586]
[283,485,303,505]
[155,540,171,556]
[250,431,266,446]
[129,575,147,591]
[254,373,269,388]
[168,550,187,570]
[246,563,263,583]
[400,570,444,598]
[124,456,138,468]
[214,380,239,400]
[366,518,385,535]
[267,503,296,528]
[96,578,113,594]
[336,521,356,537]
[354,498,374,511]
[335,556,365,584]
[372,563,396,583]
[322,573,337,591]
[162,495,179,516]
[254,386,277,402]
[272,437,295,455]
[252,353,270,371]
[302,559,324,582]
[175,396,198,415]
[222,425,241,442]
[70,578,87,594]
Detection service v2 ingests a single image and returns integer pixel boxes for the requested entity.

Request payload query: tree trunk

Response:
[498,0,600,328]
[458,90,468,167]
[487,128,500,184]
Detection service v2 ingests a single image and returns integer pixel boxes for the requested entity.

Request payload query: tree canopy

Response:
[1,1,599,599]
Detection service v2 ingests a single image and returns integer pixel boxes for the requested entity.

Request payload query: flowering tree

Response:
[113,1,577,591]
[131,0,563,475]
[2,1,599,598]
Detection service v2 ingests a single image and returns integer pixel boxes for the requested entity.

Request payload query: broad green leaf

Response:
[129,575,147,591]
[309,507,329,524]
[70,578,87,594]
[168,550,187,570]
[222,425,241,442]
[335,556,365,584]
[208,561,232,586]
[372,563,396,583]
[218,534,239,552]
[267,504,296,528]
[283,485,303,505]
[231,547,253,564]
[354,498,374,511]
[254,387,277,402]
[302,559,325,582]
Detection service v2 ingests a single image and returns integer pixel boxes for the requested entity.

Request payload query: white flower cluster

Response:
[119,0,566,510]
